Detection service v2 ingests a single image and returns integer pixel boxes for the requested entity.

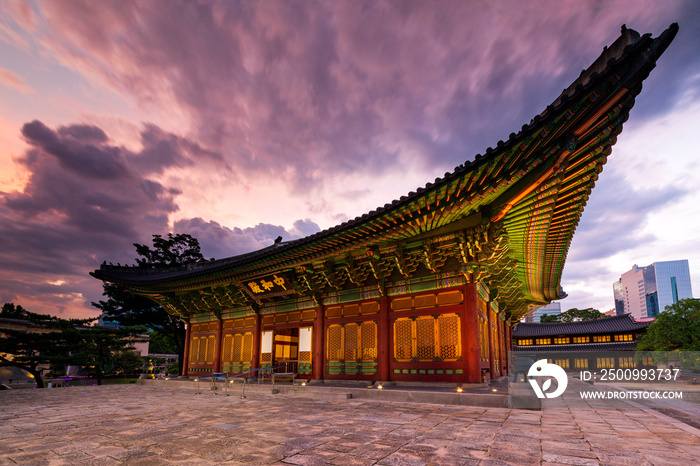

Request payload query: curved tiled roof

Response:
[91,24,679,320]
[512,314,651,337]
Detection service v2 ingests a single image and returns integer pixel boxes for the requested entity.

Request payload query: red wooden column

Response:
[378,295,390,381]
[487,305,495,380]
[214,317,224,373]
[181,320,191,377]
[313,302,325,380]
[251,312,262,370]
[498,316,506,376]
[462,283,481,383]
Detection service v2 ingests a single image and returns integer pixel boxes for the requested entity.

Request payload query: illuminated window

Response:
[393,314,461,362]
[554,359,570,369]
[518,339,533,346]
[596,357,615,369]
[553,337,569,344]
[614,334,633,342]
[574,358,588,369]
[641,356,654,366]
[618,357,635,368]
[535,338,551,345]
[592,335,611,343]
[573,336,589,344]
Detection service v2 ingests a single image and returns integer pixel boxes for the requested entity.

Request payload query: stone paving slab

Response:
[1,385,699,465]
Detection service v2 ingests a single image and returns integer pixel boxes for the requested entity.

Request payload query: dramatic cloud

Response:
[1,1,699,318]
[27,1,691,193]
[173,217,320,260]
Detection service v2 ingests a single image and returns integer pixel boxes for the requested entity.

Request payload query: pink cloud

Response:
[0,67,34,94]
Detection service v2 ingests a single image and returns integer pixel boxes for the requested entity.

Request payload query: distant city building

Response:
[524,302,562,323]
[613,260,693,319]
[97,312,120,329]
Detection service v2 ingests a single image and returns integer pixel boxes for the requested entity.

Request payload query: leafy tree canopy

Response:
[538,307,605,323]
[134,233,208,267]
[93,233,208,374]
[637,298,700,352]
[1,303,143,387]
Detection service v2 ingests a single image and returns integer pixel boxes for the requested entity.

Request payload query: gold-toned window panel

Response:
[574,358,588,369]
[361,321,377,359]
[394,319,413,360]
[205,336,216,364]
[614,334,633,342]
[592,335,611,343]
[438,314,460,360]
[553,359,569,369]
[393,313,461,362]
[344,324,359,361]
[553,337,569,344]
[596,357,615,369]
[573,336,589,343]
[327,325,343,360]
[190,337,200,364]
[518,339,533,346]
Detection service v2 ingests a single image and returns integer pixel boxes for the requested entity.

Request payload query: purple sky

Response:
[1,1,699,319]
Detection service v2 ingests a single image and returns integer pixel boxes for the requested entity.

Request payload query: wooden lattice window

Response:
[614,334,633,342]
[574,358,588,369]
[416,317,436,361]
[478,315,489,361]
[344,324,359,361]
[327,325,343,360]
[394,319,413,360]
[242,333,253,361]
[326,322,377,375]
[222,335,233,362]
[438,314,459,360]
[618,357,635,368]
[596,357,615,369]
[573,336,589,343]
[553,359,570,369]
[205,336,216,364]
[361,321,377,359]
[198,337,207,363]
[190,337,200,364]
[394,314,461,362]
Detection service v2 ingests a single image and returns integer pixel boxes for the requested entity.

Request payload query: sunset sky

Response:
[1,1,699,319]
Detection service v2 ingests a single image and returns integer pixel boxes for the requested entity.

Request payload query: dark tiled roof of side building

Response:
[513,341,639,352]
[512,314,651,338]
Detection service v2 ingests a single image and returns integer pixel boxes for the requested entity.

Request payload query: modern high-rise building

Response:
[523,302,562,323]
[613,260,693,319]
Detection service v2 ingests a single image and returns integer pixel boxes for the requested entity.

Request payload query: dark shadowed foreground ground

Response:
[1,384,699,465]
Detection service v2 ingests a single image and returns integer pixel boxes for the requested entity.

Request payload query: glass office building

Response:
[613,260,693,319]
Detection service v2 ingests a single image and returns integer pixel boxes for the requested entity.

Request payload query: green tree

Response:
[0,304,91,388]
[93,233,208,374]
[67,324,146,385]
[637,298,700,351]
[536,307,605,323]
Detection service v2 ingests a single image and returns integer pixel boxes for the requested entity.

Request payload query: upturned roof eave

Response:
[91,24,678,297]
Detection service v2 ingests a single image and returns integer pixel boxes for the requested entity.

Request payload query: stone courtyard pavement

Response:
[1,384,700,465]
